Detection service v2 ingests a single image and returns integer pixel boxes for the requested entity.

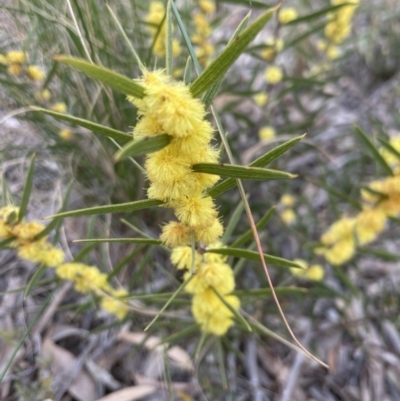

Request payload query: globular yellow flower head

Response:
[324,0,359,45]
[194,219,223,245]
[160,221,191,248]
[101,289,129,320]
[192,289,240,336]
[321,217,356,245]
[171,246,202,270]
[6,50,27,64]
[253,92,268,107]
[7,64,22,76]
[280,194,296,207]
[264,65,283,84]
[290,260,324,281]
[326,46,341,60]
[199,0,215,14]
[26,65,45,81]
[56,263,110,293]
[35,89,51,102]
[261,38,285,61]
[355,208,386,245]
[258,126,276,140]
[306,265,325,281]
[59,129,73,140]
[279,7,298,24]
[173,196,218,228]
[280,209,296,225]
[193,12,211,37]
[323,240,355,265]
[18,241,64,267]
[319,217,356,265]
[51,102,67,113]
[11,221,45,243]
[361,176,400,217]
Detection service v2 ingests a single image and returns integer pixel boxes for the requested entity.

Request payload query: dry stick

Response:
[209,105,329,370]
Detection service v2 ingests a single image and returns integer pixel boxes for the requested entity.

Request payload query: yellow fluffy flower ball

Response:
[35,89,51,102]
[51,102,67,113]
[279,8,298,24]
[101,289,129,320]
[253,93,268,107]
[280,209,296,225]
[258,126,276,140]
[355,208,386,245]
[7,64,22,76]
[6,50,27,64]
[59,129,73,140]
[264,66,283,84]
[26,65,45,81]
[192,289,240,336]
[199,0,215,14]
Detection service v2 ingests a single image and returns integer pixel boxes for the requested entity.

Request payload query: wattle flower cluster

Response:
[0,206,64,266]
[0,205,128,319]
[191,3,215,66]
[316,136,400,266]
[0,50,45,80]
[291,259,324,282]
[130,70,223,247]
[318,0,359,60]
[171,244,239,336]
[130,70,238,335]
[279,194,296,225]
[146,2,181,58]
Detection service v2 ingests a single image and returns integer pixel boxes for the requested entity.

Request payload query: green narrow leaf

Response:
[157,324,200,346]
[106,4,145,71]
[214,0,274,9]
[202,11,251,109]
[206,247,303,269]
[48,199,163,219]
[183,56,193,85]
[222,201,245,243]
[232,287,308,297]
[24,263,47,299]
[354,125,393,176]
[192,163,295,180]
[207,134,304,197]
[32,107,132,143]
[54,56,145,99]
[231,206,275,248]
[114,134,172,161]
[74,238,162,245]
[144,275,194,331]
[284,21,326,49]
[285,3,354,25]
[190,6,277,97]
[18,154,36,222]
[165,0,173,76]
[358,247,400,262]
[0,237,15,249]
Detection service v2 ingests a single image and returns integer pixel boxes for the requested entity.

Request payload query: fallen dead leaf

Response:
[94,385,156,401]
[42,336,97,401]
[117,331,194,372]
